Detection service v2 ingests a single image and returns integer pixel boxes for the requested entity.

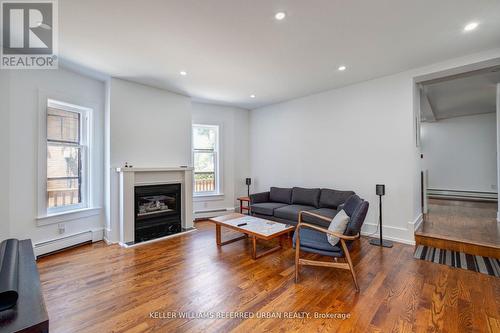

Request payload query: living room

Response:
[0,1,499,332]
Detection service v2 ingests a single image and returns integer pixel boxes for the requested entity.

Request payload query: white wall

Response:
[497,84,500,220]
[1,68,105,244]
[191,103,250,216]
[107,78,192,242]
[421,113,497,193]
[0,71,10,241]
[250,48,500,244]
[250,72,416,243]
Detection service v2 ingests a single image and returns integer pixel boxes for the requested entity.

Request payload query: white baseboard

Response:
[194,207,236,219]
[103,228,118,245]
[34,228,103,257]
[361,223,415,245]
[119,228,197,248]
[409,213,423,232]
[103,236,117,245]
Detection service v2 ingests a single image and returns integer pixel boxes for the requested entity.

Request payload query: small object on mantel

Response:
[124,162,133,168]
[180,165,188,168]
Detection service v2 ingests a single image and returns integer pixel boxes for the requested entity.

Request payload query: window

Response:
[192,124,220,195]
[46,99,91,213]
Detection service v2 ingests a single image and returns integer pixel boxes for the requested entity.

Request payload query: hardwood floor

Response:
[416,199,500,258]
[37,221,500,333]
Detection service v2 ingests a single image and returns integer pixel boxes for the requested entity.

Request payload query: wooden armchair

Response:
[294,204,368,292]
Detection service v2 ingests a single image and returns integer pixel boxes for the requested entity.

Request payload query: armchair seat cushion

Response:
[302,208,338,228]
[251,202,288,216]
[292,228,344,257]
[274,205,315,221]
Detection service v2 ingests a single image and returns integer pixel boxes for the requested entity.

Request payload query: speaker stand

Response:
[369,238,393,248]
[369,194,393,248]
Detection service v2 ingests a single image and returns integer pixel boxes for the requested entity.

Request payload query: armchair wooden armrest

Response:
[298,211,360,241]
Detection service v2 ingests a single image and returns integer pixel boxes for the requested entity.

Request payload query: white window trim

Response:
[37,91,96,225]
[192,124,223,197]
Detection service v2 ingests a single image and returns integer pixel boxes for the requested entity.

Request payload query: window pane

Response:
[47,144,81,208]
[47,108,80,143]
[194,152,214,172]
[47,178,80,208]
[194,172,215,192]
[193,126,216,150]
[47,145,80,178]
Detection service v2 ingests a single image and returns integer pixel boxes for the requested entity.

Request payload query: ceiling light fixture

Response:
[180,71,187,76]
[338,65,347,71]
[464,22,479,32]
[250,94,256,98]
[275,12,286,20]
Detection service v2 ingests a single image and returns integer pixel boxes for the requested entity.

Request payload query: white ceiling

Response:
[59,0,500,109]
[421,68,500,121]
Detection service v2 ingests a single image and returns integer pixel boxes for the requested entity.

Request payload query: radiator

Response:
[427,189,498,202]
[34,229,103,257]
[194,208,235,219]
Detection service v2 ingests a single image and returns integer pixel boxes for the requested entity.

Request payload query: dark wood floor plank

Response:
[36,221,500,333]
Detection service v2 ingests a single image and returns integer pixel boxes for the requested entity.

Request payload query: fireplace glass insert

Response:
[134,183,182,243]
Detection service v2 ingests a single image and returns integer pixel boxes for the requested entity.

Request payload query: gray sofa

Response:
[249,187,356,228]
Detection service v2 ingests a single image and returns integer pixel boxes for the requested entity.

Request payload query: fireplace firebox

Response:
[134,183,182,243]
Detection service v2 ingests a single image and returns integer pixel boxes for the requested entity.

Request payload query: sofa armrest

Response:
[250,191,270,204]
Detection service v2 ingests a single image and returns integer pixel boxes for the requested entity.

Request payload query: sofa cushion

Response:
[345,200,369,236]
[274,204,315,222]
[249,191,270,204]
[302,208,338,228]
[319,189,355,209]
[291,187,321,207]
[343,194,362,217]
[292,228,342,253]
[250,202,288,216]
[269,187,292,204]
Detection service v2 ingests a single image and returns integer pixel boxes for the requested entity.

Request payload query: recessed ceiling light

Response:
[180,71,187,76]
[464,22,479,32]
[250,94,256,98]
[338,65,347,71]
[275,12,286,20]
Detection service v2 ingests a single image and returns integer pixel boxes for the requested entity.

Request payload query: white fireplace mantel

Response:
[116,167,194,246]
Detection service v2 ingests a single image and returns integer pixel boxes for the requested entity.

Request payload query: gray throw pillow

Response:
[327,209,350,246]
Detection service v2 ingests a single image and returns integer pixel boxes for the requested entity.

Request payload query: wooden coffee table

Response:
[209,213,295,259]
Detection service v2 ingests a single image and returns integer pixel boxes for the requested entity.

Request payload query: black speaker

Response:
[376,184,385,196]
[245,178,252,197]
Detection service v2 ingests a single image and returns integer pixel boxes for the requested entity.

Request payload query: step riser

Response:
[415,234,500,259]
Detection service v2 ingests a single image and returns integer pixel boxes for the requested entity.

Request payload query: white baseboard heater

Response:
[34,229,103,258]
[427,189,498,202]
[194,208,235,220]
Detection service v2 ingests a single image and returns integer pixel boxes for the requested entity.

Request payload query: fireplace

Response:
[134,183,182,243]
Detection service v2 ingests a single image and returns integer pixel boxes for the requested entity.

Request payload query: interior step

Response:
[415,230,500,259]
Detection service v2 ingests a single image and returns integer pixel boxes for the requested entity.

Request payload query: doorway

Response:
[415,66,500,257]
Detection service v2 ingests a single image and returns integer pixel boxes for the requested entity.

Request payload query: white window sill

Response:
[193,193,225,202]
[36,207,102,227]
